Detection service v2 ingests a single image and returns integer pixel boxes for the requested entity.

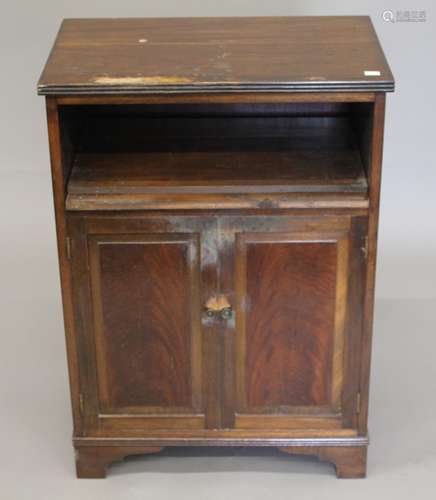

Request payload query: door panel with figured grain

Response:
[69,215,218,431]
[89,234,196,412]
[219,216,357,430]
[245,240,337,408]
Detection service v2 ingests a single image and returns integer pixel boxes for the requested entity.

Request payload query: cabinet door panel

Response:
[89,233,198,412]
[220,216,364,430]
[243,237,340,409]
[69,216,217,432]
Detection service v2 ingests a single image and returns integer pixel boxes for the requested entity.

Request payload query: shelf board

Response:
[67,151,367,211]
[69,151,367,194]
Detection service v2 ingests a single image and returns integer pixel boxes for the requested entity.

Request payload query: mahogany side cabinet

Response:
[38,16,394,478]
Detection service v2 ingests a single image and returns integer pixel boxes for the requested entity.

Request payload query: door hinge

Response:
[66,236,72,260]
[356,392,361,414]
[361,236,369,259]
[79,393,84,414]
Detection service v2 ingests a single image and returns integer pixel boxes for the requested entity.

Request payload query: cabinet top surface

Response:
[37,16,394,96]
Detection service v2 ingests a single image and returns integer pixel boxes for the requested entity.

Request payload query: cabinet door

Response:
[69,215,218,432]
[219,215,367,430]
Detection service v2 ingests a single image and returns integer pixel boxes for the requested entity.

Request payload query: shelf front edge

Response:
[66,193,369,211]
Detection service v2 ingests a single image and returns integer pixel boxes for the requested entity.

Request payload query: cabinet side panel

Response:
[89,235,195,411]
[46,98,83,433]
[245,241,337,408]
[359,93,386,433]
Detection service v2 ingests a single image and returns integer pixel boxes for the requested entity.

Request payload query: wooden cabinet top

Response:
[37,16,394,95]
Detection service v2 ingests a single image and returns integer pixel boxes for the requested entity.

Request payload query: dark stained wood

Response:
[341,217,368,428]
[358,93,386,434]
[67,191,369,212]
[245,240,337,408]
[68,150,366,193]
[219,215,357,430]
[68,214,219,430]
[75,441,368,479]
[67,118,366,192]
[38,17,394,95]
[90,235,194,410]
[72,111,362,154]
[45,99,83,434]
[39,16,393,479]
[65,111,368,210]
[56,92,377,105]
[279,445,367,478]
[75,428,363,442]
[75,445,163,478]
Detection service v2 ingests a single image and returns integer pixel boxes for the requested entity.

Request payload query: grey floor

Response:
[2,173,436,499]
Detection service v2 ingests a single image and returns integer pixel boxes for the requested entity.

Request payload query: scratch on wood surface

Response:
[93,76,193,85]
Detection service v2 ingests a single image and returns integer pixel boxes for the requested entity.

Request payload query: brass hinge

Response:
[361,236,369,259]
[79,393,84,414]
[356,392,361,414]
[66,237,72,260]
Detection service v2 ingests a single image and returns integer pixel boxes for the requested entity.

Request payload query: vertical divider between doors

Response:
[219,217,237,429]
[201,218,222,429]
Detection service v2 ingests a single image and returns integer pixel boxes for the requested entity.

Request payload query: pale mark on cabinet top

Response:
[93,76,194,85]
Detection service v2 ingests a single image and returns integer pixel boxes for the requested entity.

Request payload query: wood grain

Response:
[279,445,367,478]
[217,216,355,431]
[75,427,361,441]
[89,235,195,410]
[38,17,394,95]
[39,16,392,478]
[234,415,342,430]
[75,445,163,478]
[45,98,83,433]
[65,111,368,211]
[55,92,377,105]
[66,192,369,212]
[359,93,386,434]
[244,239,337,408]
[68,215,219,430]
